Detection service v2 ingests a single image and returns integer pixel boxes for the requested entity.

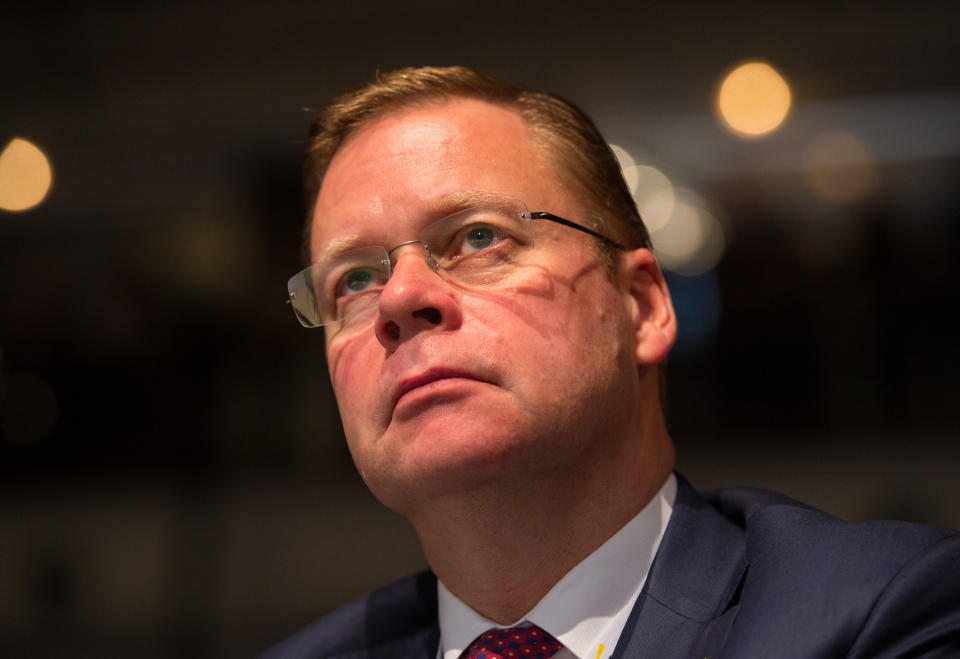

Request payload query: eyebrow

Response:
[313,190,516,266]
[315,234,366,267]
[427,190,512,215]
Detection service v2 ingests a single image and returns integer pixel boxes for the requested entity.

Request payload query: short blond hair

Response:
[302,65,651,263]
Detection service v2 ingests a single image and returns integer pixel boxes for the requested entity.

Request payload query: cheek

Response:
[472,279,626,391]
[327,334,383,429]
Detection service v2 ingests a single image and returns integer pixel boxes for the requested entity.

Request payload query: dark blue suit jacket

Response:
[259,476,960,658]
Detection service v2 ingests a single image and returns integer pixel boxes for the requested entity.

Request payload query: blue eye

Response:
[461,225,500,253]
[337,268,377,297]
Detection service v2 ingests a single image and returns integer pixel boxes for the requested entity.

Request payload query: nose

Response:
[374,243,462,347]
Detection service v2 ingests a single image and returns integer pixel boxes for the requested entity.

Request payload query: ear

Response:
[618,248,676,367]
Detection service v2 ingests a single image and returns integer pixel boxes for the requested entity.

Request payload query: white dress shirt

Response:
[437,473,676,659]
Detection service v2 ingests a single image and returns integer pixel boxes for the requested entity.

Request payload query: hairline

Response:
[304,95,629,271]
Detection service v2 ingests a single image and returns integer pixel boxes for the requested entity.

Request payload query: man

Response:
[265,66,960,658]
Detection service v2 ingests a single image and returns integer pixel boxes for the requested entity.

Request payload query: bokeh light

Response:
[609,143,638,190]
[630,165,676,232]
[802,131,878,203]
[0,137,53,212]
[717,61,792,138]
[609,144,676,232]
[150,209,259,298]
[651,188,726,276]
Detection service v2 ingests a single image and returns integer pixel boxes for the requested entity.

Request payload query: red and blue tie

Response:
[463,625,564,659]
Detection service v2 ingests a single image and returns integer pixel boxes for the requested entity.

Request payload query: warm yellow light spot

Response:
[0,137,53,212]
[802,131,877,203]
[717,61,792,138]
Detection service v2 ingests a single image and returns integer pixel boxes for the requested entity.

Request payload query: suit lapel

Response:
[363,623,439,659]
[611,475,747,659]
[356,570,440,659]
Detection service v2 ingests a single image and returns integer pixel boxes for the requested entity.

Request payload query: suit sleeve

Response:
[847,534,960,658]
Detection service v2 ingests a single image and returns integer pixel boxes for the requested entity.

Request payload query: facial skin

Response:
[311,99,675,520]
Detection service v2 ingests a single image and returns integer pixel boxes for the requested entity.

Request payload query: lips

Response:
[391,368,487,410]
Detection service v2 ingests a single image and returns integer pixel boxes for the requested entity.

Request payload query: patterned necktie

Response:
[463,625,564,659]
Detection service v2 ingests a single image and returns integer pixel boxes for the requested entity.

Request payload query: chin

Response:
[358,424,537,511]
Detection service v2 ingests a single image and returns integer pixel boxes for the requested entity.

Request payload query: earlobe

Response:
[620,249,677,366]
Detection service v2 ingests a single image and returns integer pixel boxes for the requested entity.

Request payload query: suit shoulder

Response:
[257,570,438,659]
[697,484,960,655]
[704,484,960,617]
[703,483,957,562]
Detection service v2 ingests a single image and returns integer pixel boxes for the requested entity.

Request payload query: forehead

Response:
[309,99,569,259]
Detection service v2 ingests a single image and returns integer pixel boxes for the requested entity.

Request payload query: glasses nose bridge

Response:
[387,240,439,275]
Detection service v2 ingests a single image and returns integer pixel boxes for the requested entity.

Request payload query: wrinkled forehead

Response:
[313,192,527,266]
[308,99,569,261]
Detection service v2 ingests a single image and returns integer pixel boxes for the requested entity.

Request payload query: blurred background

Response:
[2,1,958,656]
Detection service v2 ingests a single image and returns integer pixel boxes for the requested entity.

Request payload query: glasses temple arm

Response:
[527,212,626,251]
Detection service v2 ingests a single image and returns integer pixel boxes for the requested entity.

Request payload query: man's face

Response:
[311,99,645,514]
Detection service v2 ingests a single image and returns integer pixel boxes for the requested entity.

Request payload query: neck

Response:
[408,416,674,624]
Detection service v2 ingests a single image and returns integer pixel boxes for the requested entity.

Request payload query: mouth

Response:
[391,368,487,411]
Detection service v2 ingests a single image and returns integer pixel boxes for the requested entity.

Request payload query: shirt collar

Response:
[438,473,676,659]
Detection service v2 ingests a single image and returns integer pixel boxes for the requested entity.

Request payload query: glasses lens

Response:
[287,270,321,328]
[289,246,390,328]
[326,247,390,326]
[421,202,533,286]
